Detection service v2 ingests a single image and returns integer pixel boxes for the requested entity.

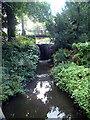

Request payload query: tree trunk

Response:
[6,4,16,41]
[22,15,26,36]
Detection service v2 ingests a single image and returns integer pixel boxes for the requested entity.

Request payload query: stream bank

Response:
[2,60,88,120]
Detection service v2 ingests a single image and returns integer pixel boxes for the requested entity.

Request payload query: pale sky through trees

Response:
[17,0,66,35]
[3,0,66,34]
[43,0,66,15]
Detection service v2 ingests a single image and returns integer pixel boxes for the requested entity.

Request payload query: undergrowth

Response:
[1,36,39,101]
[51,42,90,118]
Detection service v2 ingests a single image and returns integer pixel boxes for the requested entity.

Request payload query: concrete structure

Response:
[37,44,55,60]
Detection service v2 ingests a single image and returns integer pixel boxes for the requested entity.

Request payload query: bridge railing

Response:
[26,35,51,39]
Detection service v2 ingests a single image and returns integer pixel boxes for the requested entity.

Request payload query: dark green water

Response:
[2,60,87,120]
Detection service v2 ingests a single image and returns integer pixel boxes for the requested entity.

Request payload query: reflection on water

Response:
[33,80,52,104]
[26,112,30,117]
[47,106,66,119]
[2,60,88,119]
[10,113,15,118]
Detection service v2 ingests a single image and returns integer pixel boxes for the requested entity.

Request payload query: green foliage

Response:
[46,2,89,49]
[1,70,24,101]
[51,41,90,118]
[46,19,55,38]
[53,42,90,67]
[2,2,51,39]
[2,2,21,39]
[51,62,90,118]
[1,36,39,101]
[53,49,72,65]
[71,42,90,67]
[26,2,52,22]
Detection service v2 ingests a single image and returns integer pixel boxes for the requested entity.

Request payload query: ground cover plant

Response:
[1,36,39,101]
[51,42,90,118]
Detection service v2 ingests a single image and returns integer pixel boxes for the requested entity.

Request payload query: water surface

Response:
[2,60,87,120]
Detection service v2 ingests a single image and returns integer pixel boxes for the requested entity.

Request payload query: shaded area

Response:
[38,44,55,60]
[2,60,87,119]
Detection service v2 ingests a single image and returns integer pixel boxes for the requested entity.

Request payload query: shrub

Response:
[71,42,90,67]
[51,62,90,118]
[1,36,39,101]
[53,49,72,65]
[46,2,89,49]
[1,69,24,101]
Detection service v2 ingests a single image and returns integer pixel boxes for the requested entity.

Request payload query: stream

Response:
[2,60,87,120]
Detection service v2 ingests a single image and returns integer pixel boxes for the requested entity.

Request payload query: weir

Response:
[37,44,55,60]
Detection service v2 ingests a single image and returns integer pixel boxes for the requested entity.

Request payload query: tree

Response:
[21,2,51,36]
[22,15,26,36]
[2,2,52,40]
[26,2,51,22]
[46,2,89,49]
[2,2,26,40]
[2,3,16,40]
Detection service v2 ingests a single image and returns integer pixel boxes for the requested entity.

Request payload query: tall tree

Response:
[5,3,16,39]
[2,2,52,40]
[46,2,89,49]
[22,15,26,36]
[2,2,25,40]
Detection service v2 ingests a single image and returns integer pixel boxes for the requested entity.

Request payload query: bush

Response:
[46,2,89,49]
[53,49,72,65]
[1,69,24,101]
[71,42,90,67]
[1,36,39,101]
[51,62,90,118]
